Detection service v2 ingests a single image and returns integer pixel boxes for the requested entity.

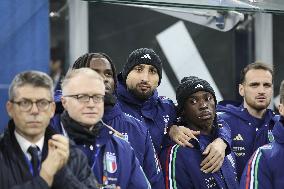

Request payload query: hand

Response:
[40,134,70,186]
[169,125,200,147]
[200,138,227,173]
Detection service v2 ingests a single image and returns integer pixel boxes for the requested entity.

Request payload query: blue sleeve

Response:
[8,177,49,189]
[128,148,151,189]
[143,131,165,189]
[216,117,232,155]
[239,148,272,189]
[162,145,194,189]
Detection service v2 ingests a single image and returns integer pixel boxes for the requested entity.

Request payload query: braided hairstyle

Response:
[72,52,117,88]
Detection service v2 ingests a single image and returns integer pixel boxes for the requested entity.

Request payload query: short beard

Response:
[128,88,153,101]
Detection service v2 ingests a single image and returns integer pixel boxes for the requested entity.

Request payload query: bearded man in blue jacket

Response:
[53,68,151,189]
[117,48,231,173]
[240,80,284,189]
[217,62,279,180]
[69,52,164,188]
[161,76,238,189]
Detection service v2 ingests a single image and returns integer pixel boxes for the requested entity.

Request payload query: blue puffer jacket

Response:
[51,119,151,189]
[217,102,279,180]
[160,121,238,189]
[240,116,284,189]
[116,74,176,154]
[103,103,164,189]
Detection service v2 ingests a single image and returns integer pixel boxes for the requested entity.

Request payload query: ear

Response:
[61,96,67,109]
[48,102,56,118]
[239,84,244,97]
[279,103,284,116]
[6,101,13,118]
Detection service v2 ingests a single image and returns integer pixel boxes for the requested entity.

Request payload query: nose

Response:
[140,70,149,82]
[30,103,40,114]
[86,97,97,107]
[199,99,208,110]
[258,85,266,94]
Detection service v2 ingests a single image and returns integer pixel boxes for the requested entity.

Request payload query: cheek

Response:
[126,75,137,88]
[150,75,159,87]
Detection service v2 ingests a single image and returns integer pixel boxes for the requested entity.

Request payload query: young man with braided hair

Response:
[239,80,284,189]
[161,76,238,189]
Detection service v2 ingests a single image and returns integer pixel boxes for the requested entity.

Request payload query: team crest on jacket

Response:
[106,152,117,173]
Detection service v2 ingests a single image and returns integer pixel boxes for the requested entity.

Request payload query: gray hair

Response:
[9,71,54,100]
[61,68,103,95]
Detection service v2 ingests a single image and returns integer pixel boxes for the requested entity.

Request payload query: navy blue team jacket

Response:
[116,74,176,154]
[240,116,284,189]
[103,102,164,189]
[217,102,279,180]
[160,121,238,189]
[51,119,151,189]
[117,74,232,156]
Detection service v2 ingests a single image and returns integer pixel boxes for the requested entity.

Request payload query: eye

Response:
[38,99,49,107]
[206,95,212,101]
[77,95,89,102]
[134,66,143,72]
[249,83,259,88]
[105,71,113,77]
[190,99,197,104]
[149,68,157,74]
[264,83,272,88]
[19,100,31,107]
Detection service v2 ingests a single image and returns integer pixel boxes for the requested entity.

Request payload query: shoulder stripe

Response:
[167,145,180,189]
[245,149,262,189]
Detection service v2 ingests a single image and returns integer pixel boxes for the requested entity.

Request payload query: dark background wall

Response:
[88,3,250,101]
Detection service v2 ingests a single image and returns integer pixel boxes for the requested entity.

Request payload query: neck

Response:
[15,129,43,144]
[188,122,212,135]
[244,103,267,119]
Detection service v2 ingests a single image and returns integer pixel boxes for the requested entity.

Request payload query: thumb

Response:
[192,130,201,136]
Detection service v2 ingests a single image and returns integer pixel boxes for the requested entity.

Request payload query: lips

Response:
[105,85,111,91]
[138,84,150,91]
[198,111,212,120]
[256,96,267,102]
[256,96,266,99]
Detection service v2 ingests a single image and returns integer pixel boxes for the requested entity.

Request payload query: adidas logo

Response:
[140,54,151,59]
[195,84,203,89]
[233,134,243,141]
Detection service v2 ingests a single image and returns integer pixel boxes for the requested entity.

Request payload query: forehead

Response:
[65,75,105,94]
[189,91,212,98]
[89,58,111,70]
[14,85,52,100]
[244,69,272,83]
[133,64,156,69]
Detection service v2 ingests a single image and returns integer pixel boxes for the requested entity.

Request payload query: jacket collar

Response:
[273,116,284,144]
[116,74,159,107]
[95,122,115,147]
[103,103,122,121]
[217,102,276,124]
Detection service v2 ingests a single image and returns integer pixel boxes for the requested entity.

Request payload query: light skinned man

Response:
[239,80,284,189]
[0,71,97,189]
[52,68,151,188]
[217,62,279,180]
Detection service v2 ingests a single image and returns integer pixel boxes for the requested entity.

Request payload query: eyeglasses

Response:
[10,99,53,112]
[64,94,104,104]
